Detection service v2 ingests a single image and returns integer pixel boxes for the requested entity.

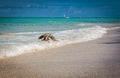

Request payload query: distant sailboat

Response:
[64,14,69,18]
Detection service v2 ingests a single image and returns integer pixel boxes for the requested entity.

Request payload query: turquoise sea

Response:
[0,17,120,58]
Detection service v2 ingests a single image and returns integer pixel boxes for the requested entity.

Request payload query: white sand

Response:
[0,28,120,78]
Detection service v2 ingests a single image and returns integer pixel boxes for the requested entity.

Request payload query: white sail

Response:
[64,14,69,18]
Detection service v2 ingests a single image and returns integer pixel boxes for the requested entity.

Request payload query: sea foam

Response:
[0,26,107,58]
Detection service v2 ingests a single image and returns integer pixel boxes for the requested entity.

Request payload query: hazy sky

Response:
[0,0,119,17]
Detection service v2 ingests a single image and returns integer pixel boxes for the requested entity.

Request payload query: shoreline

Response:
[0,25,107,59]
[0,28,120,78]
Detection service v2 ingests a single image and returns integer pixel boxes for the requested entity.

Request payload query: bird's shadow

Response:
[101,41,120,44]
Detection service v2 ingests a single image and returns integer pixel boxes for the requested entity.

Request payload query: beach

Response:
[0,28,119,78]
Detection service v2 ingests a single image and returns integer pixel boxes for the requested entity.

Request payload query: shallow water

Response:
[0,17,120,58]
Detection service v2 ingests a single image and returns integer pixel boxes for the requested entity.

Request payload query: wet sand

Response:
[0,28,120,78]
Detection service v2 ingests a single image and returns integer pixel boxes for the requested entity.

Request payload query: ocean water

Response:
[0,17,120,58]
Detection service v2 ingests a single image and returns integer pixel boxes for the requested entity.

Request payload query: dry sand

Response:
[0,28,120,78]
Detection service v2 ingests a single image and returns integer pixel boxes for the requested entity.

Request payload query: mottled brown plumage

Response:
[38,33,57,41]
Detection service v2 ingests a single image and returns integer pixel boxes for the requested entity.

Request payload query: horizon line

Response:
[0,16,120,19]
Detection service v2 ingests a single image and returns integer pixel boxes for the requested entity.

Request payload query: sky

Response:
[0,0,120,17]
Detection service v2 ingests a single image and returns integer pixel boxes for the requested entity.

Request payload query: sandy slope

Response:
[0,28,120,78]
